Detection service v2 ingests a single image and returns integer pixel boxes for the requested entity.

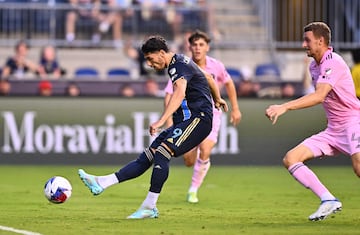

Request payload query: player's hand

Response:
[265,104,287,125]
[215,98,228,112]
[230,109,242,126]
[149,120,164,136]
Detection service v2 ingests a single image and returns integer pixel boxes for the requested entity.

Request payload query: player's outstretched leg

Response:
[308,199,342,221]
[78,169,104,196]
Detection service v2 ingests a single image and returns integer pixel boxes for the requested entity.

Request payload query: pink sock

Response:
[288,162,334,200]
[189,158,211,192]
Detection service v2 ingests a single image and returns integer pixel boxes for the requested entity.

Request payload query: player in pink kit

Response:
[164,30,242,203]
[266,22,360,221]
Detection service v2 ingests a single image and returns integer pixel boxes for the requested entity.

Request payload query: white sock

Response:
[320,192,336,201]
[141,191,160,209]
[66,33,75,42]
[189,186,198,193]
[97,173,119,189]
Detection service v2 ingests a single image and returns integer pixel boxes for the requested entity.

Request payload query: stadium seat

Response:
[107,68,130,79]
[226,67,243,84]
[74,67,99,79]
[254,63,281,81]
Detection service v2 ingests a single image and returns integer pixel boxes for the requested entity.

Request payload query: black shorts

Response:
[150,114,212,157]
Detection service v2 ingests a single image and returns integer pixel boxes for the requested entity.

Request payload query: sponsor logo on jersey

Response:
[325,68,332,75]
[169,68,176,75]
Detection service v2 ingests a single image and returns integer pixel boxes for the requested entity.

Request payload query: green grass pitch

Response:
[0,165,360,235]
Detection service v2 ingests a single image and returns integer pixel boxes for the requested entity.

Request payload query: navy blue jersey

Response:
[167,54,213,124]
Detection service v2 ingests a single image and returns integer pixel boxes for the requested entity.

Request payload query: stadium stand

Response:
[0,0,358,97]
[107,67,130,78]
[74,67,100,79]
[254,63,281,82]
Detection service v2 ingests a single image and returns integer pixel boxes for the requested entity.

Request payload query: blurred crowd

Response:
[0,1,359,98]
[63,0,216,48]
[1,36,360,98]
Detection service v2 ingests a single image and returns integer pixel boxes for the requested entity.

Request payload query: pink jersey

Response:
[164,56,231,142]
[309,47,360,130]
[164,56,231,112]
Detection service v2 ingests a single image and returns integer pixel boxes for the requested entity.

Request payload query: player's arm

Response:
[202,70,228,112]
[150,78,186,135]
[1,65,11,79]
[265,82,332,124]
[224,79,242,125]
[164,91,174,128]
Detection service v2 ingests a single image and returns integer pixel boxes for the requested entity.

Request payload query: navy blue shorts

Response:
[150,114,212,157]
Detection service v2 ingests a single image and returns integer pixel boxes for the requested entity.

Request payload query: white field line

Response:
[0,225,43,235]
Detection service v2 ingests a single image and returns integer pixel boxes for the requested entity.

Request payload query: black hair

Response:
[141,35,169,54]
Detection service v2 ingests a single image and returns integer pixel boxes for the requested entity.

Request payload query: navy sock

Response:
[150,146,171,193]
[115,148,153,183]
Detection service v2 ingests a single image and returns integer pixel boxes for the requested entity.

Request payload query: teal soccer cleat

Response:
[78,169,104,196]
[127,207,159,219]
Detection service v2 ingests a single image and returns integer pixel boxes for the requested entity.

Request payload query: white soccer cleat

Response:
[308,199,342,221]
[187,192,199,203]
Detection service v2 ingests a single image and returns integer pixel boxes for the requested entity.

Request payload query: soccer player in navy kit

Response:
[78,35,228,219]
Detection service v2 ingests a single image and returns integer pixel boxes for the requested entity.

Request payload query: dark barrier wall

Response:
[0,97,351,166]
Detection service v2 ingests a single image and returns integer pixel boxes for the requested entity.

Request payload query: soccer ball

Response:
[44,176,72,204]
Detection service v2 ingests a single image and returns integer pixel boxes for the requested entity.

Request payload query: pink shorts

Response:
[302,122,360,157]
[206,111,222,143]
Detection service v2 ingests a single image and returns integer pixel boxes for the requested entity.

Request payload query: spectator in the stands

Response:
[66,82,81,96]
[237,80,259,97]
[66,0,99,45]
[166,0,212,43]
[37,45,66,79]
[2,40,38,79]
[65,0,128,48]
[176,28,193,57]
[98,0,134,48]
[0,79,11,96]
[119,84,136,97]
[134,0,183,40]
[281,83,296,98]
[124,38,166,77]
[167,0,221,43]
[135,0,167,22]
[38,80,53,96]
[144,78,165,97]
